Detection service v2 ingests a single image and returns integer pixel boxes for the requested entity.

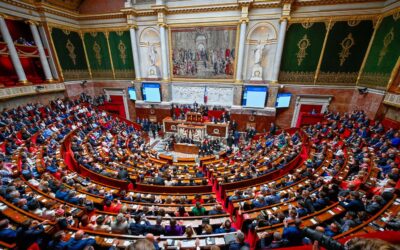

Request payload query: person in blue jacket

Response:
[0,219,16,244]
[66,230,96,250]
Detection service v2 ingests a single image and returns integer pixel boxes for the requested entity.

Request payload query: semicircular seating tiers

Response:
[0,97,399,250]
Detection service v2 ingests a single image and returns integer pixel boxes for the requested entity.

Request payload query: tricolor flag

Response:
[204,87,208,104]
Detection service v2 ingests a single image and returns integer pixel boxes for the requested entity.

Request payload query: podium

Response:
[185,112,203,123]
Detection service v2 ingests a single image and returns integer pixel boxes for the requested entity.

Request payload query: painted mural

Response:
[170,25,237,79]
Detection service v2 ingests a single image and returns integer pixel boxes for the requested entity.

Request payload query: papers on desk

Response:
[105,238,114,244]
[310,218,318,225]
[123,240,131,247]
[180,240,194,248]
[0,204,8,211]
[328,210,335,216]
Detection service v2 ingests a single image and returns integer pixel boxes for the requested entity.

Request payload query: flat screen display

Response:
[128,87,136,100]
[142,83,161,102]
[276,93,292,108]
[242,86,268,108]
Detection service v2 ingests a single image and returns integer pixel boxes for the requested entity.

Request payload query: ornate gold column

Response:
[314,19,333,84]
[105,31,116,79]
[80,31,93,79]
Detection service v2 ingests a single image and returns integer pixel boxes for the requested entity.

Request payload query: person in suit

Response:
[282,219,303,246]
[66,230,96,250]
[339,191,365,213]
[149,216,166,236]
[16,219,50,250]
[228,231,249,250]
[0,219,16,244]
[117,167,129,180]
[129,215,150,235]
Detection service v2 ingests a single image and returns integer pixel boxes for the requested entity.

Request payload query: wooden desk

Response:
[174,143,199,154]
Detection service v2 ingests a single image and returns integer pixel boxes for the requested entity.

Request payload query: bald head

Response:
[75,230,85,240]
[146,233,155,242]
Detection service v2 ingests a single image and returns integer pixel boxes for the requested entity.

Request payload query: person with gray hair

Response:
[111,213,129,234]
[228,230,249,250]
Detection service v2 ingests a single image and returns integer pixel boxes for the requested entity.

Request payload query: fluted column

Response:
[129,25,142,80]
[159,24,169,80]
[28,21,53,81]
[236,20,247,82]
[0,15,28,84]
[271,18,288,83]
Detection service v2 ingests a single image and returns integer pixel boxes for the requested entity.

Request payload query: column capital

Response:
[128,24,138,30]
[25,20,39,26]
[158,23,168,28]
[279,16,290,22]
[239,18,249,24]
[0,14,6,19]
[238,0,253,7]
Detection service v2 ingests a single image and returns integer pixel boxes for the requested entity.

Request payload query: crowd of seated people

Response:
[246,110,399,249]
[0,93,399,250]
[207,130,302,185]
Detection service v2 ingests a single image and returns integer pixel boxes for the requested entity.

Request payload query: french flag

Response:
[204,87,208,104]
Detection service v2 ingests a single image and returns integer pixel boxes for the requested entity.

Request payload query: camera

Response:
[302,227,344,250]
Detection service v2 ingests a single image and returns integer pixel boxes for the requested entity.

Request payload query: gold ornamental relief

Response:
[339,33,355,66]
[378,28,394,66]
[93,41,102,66]
[118,40,127,65]
[347,20,361,27]
[393,11,400,21]
[62,29,71,36]
[296,34,311,66]
[116,31,124,37]
[301,21,314,29]
[90,32,98,38]
[65,39,77,65]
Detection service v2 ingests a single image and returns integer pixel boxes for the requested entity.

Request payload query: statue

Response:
[149,45,157,66]
[147,43,161,78]
[254,43,265,65]
[250,41,267,81]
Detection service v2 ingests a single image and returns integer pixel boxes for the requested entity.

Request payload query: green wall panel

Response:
[279,22,326,84]
[83,32,113,79]
[108,31,135,79]
[50,28,89,80]
[318,20,373,85]
[360,12,400,89]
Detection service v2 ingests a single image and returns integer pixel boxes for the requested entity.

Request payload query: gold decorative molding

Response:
[279,71,314,84]
[378,28,394,66]
[296,34,311,66]
[317,72,358,85]
[338,33,355,66]
[65,39,77,66]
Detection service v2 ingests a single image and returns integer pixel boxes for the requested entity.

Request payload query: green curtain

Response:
[360,12,400,89]
[317,20,373,85]
[83,32,113,79]
[50,28,89,80]
[108,30,135,79]
[279,22,326,84]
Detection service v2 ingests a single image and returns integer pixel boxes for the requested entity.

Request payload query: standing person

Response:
[150,122,157,139]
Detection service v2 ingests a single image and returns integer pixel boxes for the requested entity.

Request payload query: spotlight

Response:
[358,87,368,95]
[80,80,87,87]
